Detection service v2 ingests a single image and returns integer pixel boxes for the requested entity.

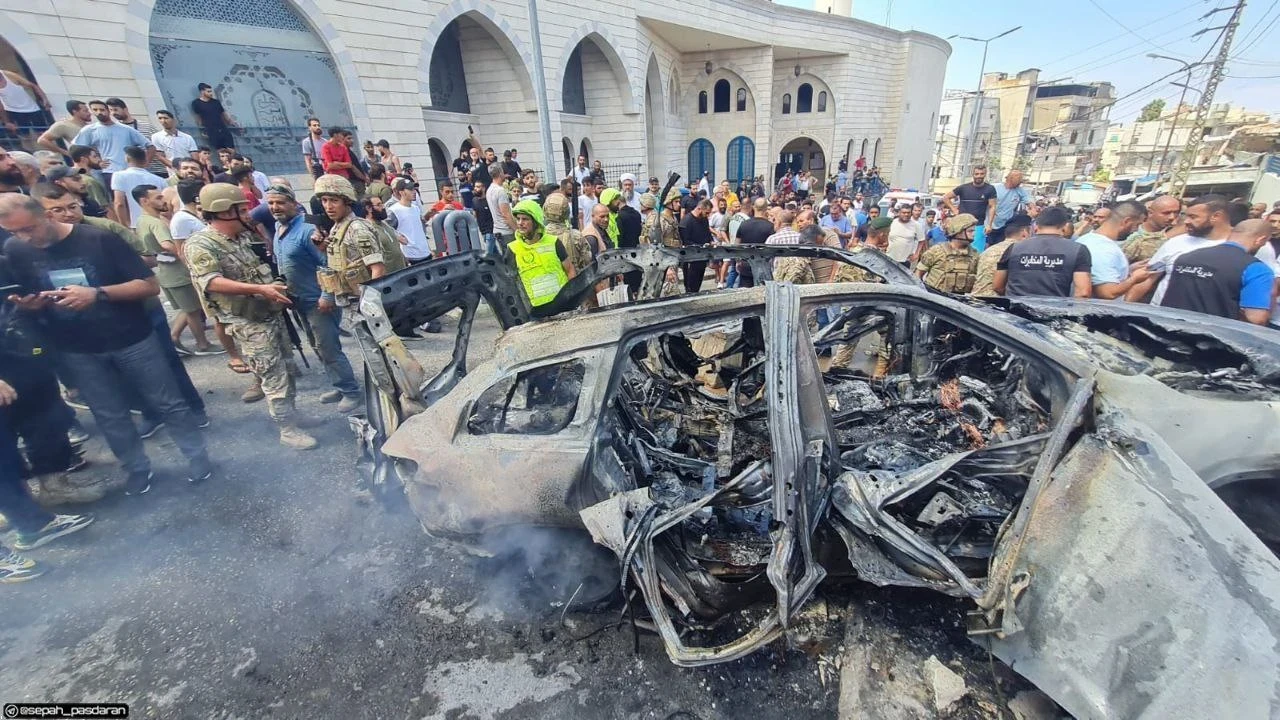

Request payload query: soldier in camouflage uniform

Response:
[313,174,387,305]
[365,196,408,274]
[971,213,1034,297]
[1121,195,1182,263]
[831,217,893,374]
[184,183,323,450]
[915,213,979,293]
[543,191,597,309]
[775,224,821,284]
[641,188,682,248]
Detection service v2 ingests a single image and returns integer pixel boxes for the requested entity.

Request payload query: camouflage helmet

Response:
[945,213,979,237]
[313,174,358,203]
[542,192,570,223]
[198,182,248,213]
[639,193,657,210]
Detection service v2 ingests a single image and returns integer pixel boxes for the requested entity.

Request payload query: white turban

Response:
[620,173,636,184]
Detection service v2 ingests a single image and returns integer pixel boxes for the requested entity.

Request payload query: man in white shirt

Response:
[886,203,922,264]
[110,145,168,227]
[386,178,431,262]
[1127,195,1232,304]
[697,171,710,196]
[572,155,591,186]
[150,109,197,172]
[620,173,642,213]
[486,162,516,248]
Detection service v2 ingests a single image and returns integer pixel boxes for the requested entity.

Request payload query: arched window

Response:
[713,79,730,113]
[797,83,813,113]
[782,93,791,114]
[727,136,755,184]
[859,138,868,159]
[872,138,881,165]
[698,91,708,114]
[561,45,586,115]
[817,91,827,113]
[688,139,715,184]
[736,88,747,112]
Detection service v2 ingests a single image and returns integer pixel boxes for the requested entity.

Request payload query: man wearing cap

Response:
[312,174,386,303]
[184,183,323,449]
[387,177,431,263]
[46,165,108,219]
[641,189,681,249]
[267,183,362,413]
[620,174,642,213]
[648,177,661,196]
[542,192,594,309]
[915,214,980,294]
[507,199,576,310]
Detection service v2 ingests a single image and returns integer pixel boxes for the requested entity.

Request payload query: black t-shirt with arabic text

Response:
[997,233,1091,297]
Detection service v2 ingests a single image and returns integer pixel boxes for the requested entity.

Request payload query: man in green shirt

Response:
[132,185,217,354]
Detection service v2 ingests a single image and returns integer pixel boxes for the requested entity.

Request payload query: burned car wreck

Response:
[351,244,1280,719]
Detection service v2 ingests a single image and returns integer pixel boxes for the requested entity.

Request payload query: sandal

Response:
[227,359,251,374]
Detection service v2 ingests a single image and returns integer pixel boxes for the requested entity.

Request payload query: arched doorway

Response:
[428,138,451,192]
[726,136,754,187]
[644,55,666,179]
[688,139,714,185]
[0,35,53,151]
[872,138,882,166]
[580,138,593,162]
[147,0,355,176]
[561,137,573,175]
[775,137,825,184]
[859,139,868,162]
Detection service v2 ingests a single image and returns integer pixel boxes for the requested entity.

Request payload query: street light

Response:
[948,26,1021,175]
[1147,54,1206,184]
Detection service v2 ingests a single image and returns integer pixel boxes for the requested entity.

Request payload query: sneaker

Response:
[195,413,211,429]
[242,384,265,403]
[278,425,318,450]
[13,514,95,551]
[137,418,165,439]
[65,454,89,473]
[187,456,214,484]
[319,390,344,404]
[125,471,153,496]
[0,552,44,584]
[193,346,227,356]
[67,422,90,446]
[336,395,362,414]
[422,320,443,334]
[173,342,195,357]
[396,330,424,341]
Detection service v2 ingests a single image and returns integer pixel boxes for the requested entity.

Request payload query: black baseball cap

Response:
[649,176,659,183]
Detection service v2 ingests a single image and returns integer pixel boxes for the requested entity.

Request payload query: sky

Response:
[776,0,1280,123]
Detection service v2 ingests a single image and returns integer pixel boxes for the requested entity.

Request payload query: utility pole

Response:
[947,26,1021,177]
[1148,55,1204,184]
[1169,0,1246,198]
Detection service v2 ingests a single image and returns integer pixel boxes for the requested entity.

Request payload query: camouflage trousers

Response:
[228,316,296,421]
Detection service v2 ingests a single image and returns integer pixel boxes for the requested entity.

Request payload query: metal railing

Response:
[180,125,312,177]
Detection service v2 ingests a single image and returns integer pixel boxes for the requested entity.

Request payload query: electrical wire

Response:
[1230,0,1280,55]
[1084,0,1184,55]
[1032,0,1205,70]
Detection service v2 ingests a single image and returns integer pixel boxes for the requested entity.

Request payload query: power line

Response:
[1231,0,1279,52]
[1034,0,1204,71]
[1044,16,1208,79]
[1084,0,1183,55]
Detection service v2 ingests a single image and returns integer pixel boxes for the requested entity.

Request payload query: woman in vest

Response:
[509,199,577,309]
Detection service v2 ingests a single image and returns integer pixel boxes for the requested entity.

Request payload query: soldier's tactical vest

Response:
[319,217,375,297]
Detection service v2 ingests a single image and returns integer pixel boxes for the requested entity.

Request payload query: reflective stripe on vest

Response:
[509,234,568,306]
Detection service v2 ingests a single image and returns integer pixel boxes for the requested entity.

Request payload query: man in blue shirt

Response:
[266,184,361,412]
[989,170,1033,247]
[819,202,854,247]
[71,100,151,185]
[1074,200,1151,299]
[925,210,946,245]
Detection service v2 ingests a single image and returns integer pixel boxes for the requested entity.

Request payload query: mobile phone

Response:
[1147,260,1167,273]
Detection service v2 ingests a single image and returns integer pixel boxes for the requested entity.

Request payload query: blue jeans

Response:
[0,410,54,535]
[59,333,209,476]
[726,262,739,288]
[304,304,359,398]
[484,233,498,256]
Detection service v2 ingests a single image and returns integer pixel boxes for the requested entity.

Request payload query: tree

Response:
[1092,168,1112,183]
[1139,99,1166,122]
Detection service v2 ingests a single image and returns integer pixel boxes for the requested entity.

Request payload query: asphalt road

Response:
[1,310,1034,720]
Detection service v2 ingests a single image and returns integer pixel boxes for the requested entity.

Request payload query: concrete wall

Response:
[3,0,949,199]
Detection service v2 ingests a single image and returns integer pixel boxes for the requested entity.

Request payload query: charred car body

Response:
[350,244,1280,719]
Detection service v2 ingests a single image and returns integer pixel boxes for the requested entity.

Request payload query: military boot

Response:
[242,380,265,403]
[278,423,318,450]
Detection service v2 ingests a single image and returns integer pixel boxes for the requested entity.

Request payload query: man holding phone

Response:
[0,193,213,494]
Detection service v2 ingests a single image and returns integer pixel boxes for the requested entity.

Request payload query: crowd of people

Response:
[3,72,1277,584]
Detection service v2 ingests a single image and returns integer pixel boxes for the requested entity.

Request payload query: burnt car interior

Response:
[573,289,1081,664]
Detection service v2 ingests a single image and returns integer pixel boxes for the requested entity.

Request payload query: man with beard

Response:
[45,165,107,218]
[364,195,408,273]
[1127,195,1232,304]
[915,213,980,293]
[943,165,996,246]
[620,173,642,213]
[134,184,217,355]
[1159,218,1275,325]
[185,184,322,448]
[1122,195,1181,263]
[1074,200,1152,300]
[603,186,643,295]
[268,184,362,413]
[71,100,151,186]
